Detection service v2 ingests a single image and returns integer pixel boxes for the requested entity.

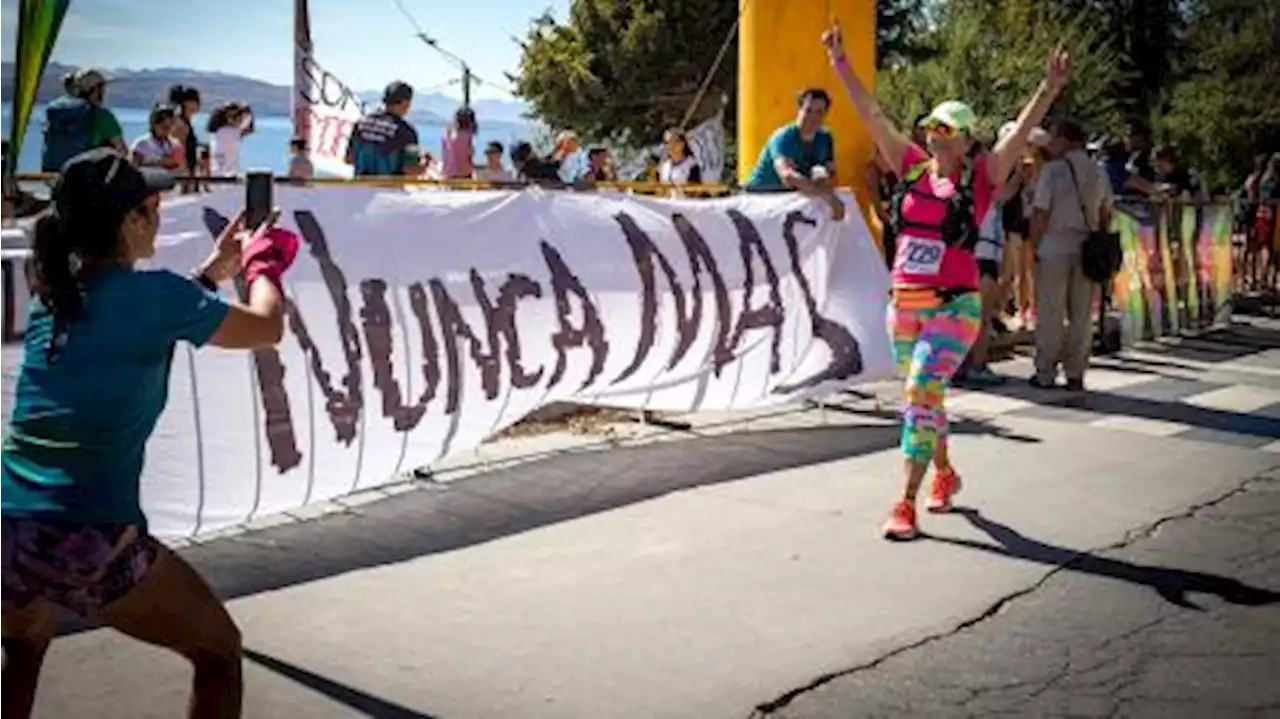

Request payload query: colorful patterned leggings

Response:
[888,291,983,463]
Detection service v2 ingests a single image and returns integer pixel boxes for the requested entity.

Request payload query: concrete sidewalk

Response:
[27,320,1280,719]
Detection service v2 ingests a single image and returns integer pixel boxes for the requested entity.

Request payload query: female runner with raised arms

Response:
[821,27,1070,539]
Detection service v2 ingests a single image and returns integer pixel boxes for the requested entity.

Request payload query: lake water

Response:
[2,105,533,175]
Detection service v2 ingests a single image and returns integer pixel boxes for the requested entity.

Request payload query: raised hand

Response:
[1045,43,1071,94]
[821,24,844,60]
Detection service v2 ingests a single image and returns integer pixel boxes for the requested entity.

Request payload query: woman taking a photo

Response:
[822,26,1070,539]
[1,148,298,718]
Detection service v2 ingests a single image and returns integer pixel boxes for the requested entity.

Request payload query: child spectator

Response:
[583,146,616,183]
[442,107,477,179]
[475,141,514,182]
[129,104,182,172]
[207,103,253,176]
[167,85,201,180]
[288,136,314,179]
[659,128,702,186]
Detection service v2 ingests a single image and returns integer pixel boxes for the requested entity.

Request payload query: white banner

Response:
[293,0,363,177]
[139,189,892,538]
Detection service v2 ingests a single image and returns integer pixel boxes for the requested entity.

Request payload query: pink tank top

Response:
[891,143,996,290]
[441,128,474,179]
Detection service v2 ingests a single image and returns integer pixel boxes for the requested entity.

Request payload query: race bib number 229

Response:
[899,235,945,275]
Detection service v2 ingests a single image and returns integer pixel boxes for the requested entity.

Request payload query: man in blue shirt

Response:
[744,88,842,218]
[345,81,421,177]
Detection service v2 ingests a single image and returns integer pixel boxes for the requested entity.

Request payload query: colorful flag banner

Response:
[1110,201,1236,343]
[3,0,71,182]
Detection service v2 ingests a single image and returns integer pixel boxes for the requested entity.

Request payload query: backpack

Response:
[42,96,98,173]
[885,149,980,268]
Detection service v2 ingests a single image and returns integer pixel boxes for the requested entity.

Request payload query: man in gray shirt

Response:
[1029,118,1113,390]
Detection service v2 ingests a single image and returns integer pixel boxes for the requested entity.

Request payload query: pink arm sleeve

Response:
[899,143,928,176]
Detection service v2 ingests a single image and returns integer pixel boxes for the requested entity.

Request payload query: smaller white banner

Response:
[293,50,364,178]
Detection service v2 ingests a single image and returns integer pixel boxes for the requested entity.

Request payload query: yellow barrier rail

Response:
[11,172,738,197]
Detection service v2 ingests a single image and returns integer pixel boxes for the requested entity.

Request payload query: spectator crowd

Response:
[735,65,1277,393]
[26,66,1278,314]
[33,71,713,193]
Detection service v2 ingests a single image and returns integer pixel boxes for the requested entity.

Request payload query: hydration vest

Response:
[886,150,980,255]
[41,96,98,173]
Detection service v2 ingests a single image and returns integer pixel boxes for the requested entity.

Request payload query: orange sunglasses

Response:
[922,121,959,138]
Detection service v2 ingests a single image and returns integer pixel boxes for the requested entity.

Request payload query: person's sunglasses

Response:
[923,121,958,138]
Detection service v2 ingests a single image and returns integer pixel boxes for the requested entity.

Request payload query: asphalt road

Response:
[764,470,1280,719]
[13,316,1280,719]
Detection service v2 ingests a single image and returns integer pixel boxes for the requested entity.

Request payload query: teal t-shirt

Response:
[2,268,229,528]
[745,124,835,190]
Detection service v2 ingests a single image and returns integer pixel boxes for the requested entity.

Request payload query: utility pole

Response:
[416,32,473,110]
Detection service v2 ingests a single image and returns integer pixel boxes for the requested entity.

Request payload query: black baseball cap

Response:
[53,148,175,226]
[384,80,414,104]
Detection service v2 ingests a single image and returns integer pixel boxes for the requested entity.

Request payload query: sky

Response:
[0,0,569,101]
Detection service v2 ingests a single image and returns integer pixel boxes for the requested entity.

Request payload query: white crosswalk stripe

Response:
[1089,415,1194,437]
[1181,385,1280,415]
[946,392,1035,417]
[1078,368,1155,392]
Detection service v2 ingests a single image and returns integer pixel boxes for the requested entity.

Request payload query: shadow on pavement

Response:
[1129,321,1280,364]
[821,401,1044,444]
[178,418,1027,604]
[972,373,1280,442]
[244,648,438,718]
[1058,388,1280,438]
[929,507,1280,610]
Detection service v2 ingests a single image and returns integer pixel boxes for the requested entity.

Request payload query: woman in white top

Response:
[208,103,253,176]
[129,104,181,172]
[658,128,702,186]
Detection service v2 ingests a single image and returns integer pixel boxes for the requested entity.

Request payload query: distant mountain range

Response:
[0,62,532,130]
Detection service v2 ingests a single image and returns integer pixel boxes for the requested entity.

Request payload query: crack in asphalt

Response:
[746,469,1279,718]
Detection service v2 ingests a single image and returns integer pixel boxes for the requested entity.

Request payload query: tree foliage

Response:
[1158,0,1280,190]
[876,0,1129,140]
[513,0,933,147]
[876,0,935,69]
[512,1,739,145]
[1050,0,1186,115]
[514,0,1277,189]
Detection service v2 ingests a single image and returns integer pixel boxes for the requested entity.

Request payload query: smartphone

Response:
[245,172,273,229]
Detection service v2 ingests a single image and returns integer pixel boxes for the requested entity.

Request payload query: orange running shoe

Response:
[882,500,919,540]
[927,467,962,514]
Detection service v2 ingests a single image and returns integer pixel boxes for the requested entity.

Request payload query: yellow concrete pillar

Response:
[738,0,877,212]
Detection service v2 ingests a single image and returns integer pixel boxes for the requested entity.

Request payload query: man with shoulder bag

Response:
[1028,118,1115,391]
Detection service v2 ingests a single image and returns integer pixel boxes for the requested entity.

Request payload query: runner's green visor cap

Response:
[919,101,977,134]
